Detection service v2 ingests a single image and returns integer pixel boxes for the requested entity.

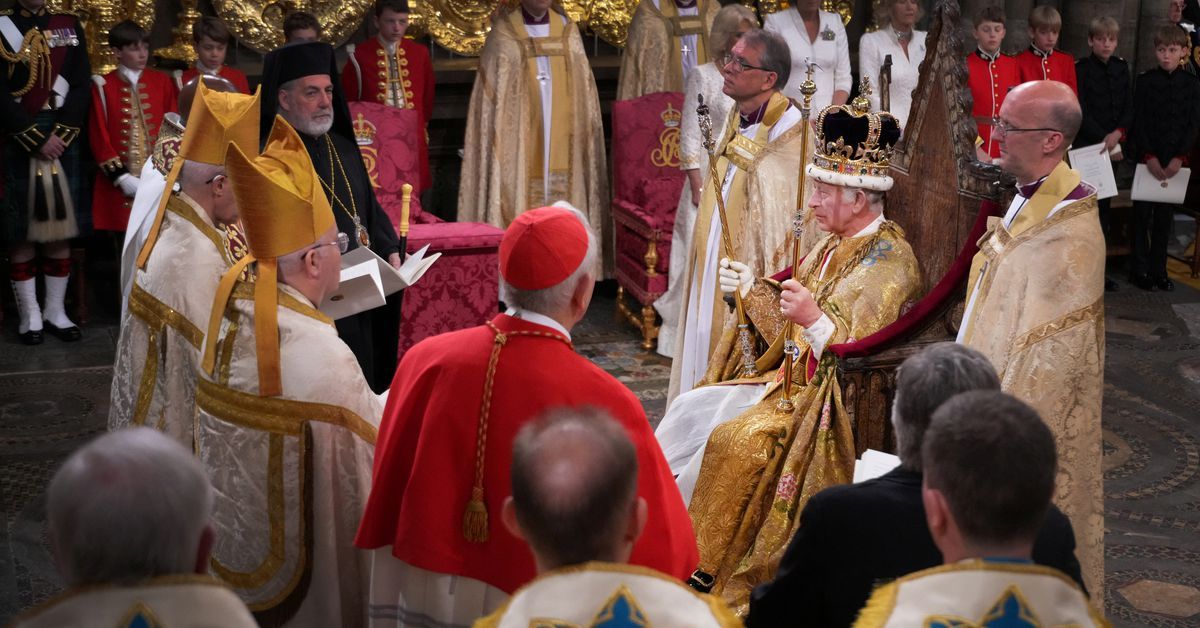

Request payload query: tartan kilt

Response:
[1,111,90,243]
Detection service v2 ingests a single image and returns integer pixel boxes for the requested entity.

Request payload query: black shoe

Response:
[687,569,716,593]
[1131,274,1157,291]
[1104,278,1118,292]
[19,329,43,345]
[1156,277,1175,292]
[43,321,81,342]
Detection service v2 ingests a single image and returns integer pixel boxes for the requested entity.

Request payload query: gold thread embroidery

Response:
[196,378,377,444]
[1012,298,1103,354]
[210,433,285,589]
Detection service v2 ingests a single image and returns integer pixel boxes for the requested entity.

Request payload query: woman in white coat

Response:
[763,0,851,109]
[858,0,927,130]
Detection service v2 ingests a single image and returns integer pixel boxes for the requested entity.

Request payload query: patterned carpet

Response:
[1,284,1199,625]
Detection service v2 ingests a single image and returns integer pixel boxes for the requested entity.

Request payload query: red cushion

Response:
[407,221,504,254]
[637,176,684,218]
[611,92,687,205]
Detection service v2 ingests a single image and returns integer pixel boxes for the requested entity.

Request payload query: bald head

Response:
[507,408,642,571]
[995,81,1081,183]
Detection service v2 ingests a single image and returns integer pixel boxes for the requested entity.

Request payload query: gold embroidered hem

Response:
[616,0,718,99]
[687,222,922,615]
[959,189,1106,605]
[108,192,233,448]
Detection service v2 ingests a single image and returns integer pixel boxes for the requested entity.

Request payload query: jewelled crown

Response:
[806,83,902,192]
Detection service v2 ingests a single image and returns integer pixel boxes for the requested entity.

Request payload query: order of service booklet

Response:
[322,244,440,320]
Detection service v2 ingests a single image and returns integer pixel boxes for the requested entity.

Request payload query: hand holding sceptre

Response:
[697,93,757,377]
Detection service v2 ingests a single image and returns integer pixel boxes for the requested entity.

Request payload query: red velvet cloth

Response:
[398,222,504,361]
[356,314,700,593]
[347,102,433,223]
[611,92,686,303]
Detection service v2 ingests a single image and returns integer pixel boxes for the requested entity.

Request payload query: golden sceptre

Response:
[697,93,756,377]
[778,63,819,412]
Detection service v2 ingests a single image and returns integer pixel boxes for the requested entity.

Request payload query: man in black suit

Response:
[746,342,1085,628]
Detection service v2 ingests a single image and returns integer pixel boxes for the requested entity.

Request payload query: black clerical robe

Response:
[301,131,401,391]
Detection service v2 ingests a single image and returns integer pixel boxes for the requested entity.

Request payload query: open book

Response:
[852,449,901,483]
[322,245,441,320]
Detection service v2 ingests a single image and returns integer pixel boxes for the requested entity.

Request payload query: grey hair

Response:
[47,428,214,586]
[499,202,598,316]
[873,0,924,30]
[510,407,639,568]
[839,186,885,210]
[741,28,792,92]
[709,4,758,61]
[178,159,224,189]
[891,343,1000,471]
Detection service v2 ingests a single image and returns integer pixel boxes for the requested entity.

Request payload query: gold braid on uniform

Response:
[462,320,572,542]
[0,27,51,97]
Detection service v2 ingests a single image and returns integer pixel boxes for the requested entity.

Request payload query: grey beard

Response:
[285,111,334,137]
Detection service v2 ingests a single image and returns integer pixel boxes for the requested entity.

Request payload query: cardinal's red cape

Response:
[355,314,699,593]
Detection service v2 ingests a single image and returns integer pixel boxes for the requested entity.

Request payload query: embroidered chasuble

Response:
[109,192,235,446]
[958,162,1106,605]
[458,7,610,276]
[687,221,921,615]
[197,281,382,626]
[667,92,814,401]
[617,0,719,99]
[853,560,1106,627]
[10,575,257,628]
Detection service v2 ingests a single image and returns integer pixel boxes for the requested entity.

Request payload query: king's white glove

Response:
[718,258,753,298]
[116,173,140,197]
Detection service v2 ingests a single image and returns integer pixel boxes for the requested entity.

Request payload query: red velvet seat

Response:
[349,102,503,361]
[610,92,686,350]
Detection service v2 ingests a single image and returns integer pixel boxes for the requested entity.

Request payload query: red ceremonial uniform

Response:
[355,314,699,594]
[343,37,433,189]
[177,65,250,94]
[967,49,1021,159]
[1015,46,1078,94]
[88,67,177,231]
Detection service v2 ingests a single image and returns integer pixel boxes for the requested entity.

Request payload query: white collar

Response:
[118,65,142,85]
[379,36,398,54]
[850,213,885,238]
[195,60,219,75]
[505,307,572,340]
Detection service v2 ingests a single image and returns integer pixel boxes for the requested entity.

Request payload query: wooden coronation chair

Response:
[349,102,504,362]
[823,0,1014,455]
[610,91,687,350]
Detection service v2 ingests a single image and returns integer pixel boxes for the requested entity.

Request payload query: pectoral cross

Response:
[536,71,549,84]
[681,43,690,55]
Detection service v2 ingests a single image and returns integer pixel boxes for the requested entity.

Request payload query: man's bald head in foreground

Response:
[995,81,1081,183]
[503,408,647,573]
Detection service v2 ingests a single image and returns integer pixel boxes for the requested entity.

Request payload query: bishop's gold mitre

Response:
[202,116,335,397]
[137,81,262,267]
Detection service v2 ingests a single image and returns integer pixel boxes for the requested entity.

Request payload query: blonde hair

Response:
[1029,5,1062,32]
[1088,16,1119,39]
[709,4,758,61]
[873,0,924,30]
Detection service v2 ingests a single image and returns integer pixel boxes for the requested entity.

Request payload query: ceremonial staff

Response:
[396,183,413,316]
[697,93,756,377]
[779,63,819,413]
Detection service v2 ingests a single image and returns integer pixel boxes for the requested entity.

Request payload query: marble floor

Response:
[2,280,1200,625]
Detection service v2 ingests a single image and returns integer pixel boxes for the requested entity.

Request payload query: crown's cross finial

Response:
[851,76,872,114]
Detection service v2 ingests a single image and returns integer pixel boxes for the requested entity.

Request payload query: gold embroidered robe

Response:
[688,221,922,614]
[667,92,817,400]
[11,575,257,628]
[458,7,610,276]
[197,281,382,626]
[616,0,719,99]
[109,192,234,446]
[958,171,1106,603]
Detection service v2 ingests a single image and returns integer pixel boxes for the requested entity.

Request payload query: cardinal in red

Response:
[356,204,698,626]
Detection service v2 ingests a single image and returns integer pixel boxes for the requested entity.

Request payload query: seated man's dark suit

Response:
[746,467,1085,628]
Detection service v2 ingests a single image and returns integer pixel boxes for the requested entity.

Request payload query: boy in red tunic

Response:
[88,20,177,232]
[176,16,249,94]
[1015,5,1077,94]
[343,0,434,188]
[966,6,1020,161]
[356,205,698,627]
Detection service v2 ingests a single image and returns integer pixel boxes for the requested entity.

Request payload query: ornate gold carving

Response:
[210,0,374,54]
[410,0,635,56]
[50,0,156,75]
[156,0,202,63]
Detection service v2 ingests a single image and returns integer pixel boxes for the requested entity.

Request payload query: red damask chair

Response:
[349,102,504,362]
[611,91,686,350]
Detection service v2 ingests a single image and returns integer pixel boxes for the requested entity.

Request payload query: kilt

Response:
[1,111,89,243]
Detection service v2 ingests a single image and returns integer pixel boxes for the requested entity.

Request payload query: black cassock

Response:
[302,131,401,392]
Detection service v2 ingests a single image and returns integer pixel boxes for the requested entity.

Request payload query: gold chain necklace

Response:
[317,133,370,247]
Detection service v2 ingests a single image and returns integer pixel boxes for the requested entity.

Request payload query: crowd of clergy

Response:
[10,0,1198,624]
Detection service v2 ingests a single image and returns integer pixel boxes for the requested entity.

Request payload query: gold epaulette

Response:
[52,123,79,146]
[98,156,124,174]
[49,9,79,18]
[11,124,44,151]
